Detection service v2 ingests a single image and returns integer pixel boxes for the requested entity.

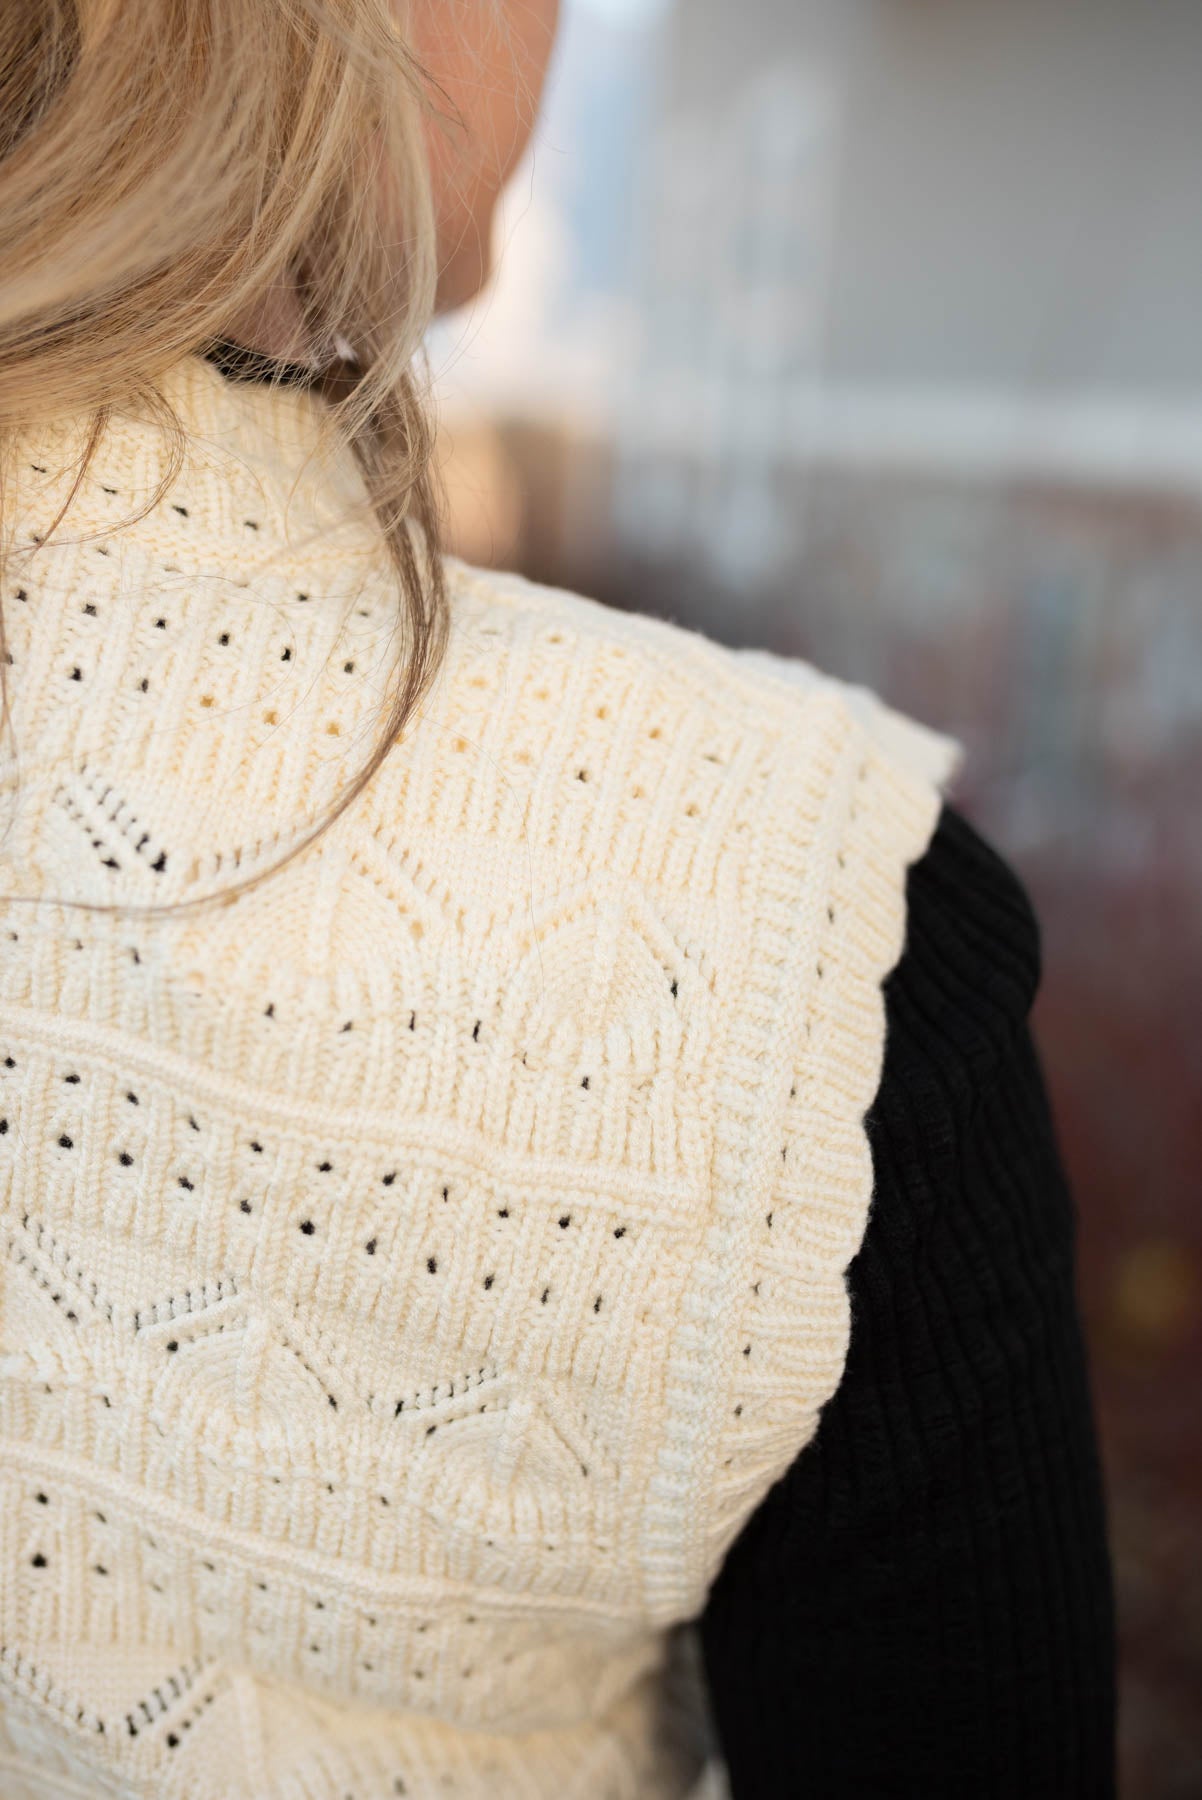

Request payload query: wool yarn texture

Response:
[0,354,961,1799]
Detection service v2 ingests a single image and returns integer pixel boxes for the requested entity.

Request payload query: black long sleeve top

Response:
[698,800,1118,1798]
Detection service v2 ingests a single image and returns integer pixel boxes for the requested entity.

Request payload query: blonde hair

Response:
[0,0,460,919]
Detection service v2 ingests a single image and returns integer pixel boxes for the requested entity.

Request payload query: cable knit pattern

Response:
[0,353,961,1800]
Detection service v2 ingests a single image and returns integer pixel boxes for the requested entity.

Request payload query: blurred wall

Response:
[667,0,1202,397]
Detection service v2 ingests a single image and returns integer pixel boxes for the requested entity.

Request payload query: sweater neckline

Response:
[199,334,320,391]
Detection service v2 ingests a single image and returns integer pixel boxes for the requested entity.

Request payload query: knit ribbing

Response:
[0,353,961,1799]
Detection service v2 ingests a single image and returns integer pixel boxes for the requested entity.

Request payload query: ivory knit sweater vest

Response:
[0,353,961,1800]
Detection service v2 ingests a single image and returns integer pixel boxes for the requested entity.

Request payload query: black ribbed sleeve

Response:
[698,802,1117,1799]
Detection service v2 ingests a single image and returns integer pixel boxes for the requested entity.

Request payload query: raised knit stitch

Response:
[0,353,960,1799]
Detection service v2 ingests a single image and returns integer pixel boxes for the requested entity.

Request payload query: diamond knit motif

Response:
[0,355,961,1800]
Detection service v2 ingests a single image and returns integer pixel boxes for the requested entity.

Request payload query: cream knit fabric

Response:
[0,354,961,1800]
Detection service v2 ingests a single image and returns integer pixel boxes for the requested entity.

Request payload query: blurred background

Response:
[425,1,1202,1791]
